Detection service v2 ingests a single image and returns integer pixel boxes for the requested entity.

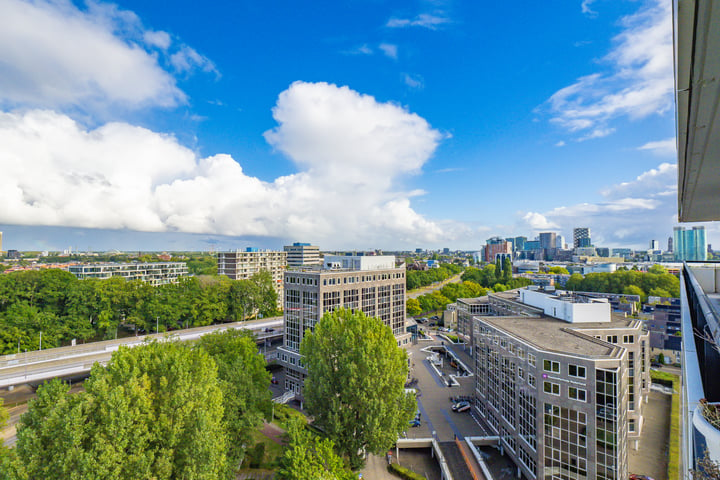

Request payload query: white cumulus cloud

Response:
[0,82,452,248]
[637,137,676,156]
[519,162,678,248]
[543,0,673,141]
[0,0,186,111]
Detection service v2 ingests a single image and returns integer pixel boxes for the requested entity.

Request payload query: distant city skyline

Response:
[0,223,708,254]
[0,0,715,251]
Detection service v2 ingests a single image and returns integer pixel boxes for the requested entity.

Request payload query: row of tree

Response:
[461,259,515,288]
[0,330,271,479]
[405,263,463,290]
[0,269,278,354]
[406,275,535,315]
[563,266,680,300]
[1,308,413,478]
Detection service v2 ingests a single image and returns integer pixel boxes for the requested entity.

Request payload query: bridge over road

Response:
[0,317,283,389]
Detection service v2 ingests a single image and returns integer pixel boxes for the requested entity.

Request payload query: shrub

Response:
[248,442,265,468]
[387,463,426,480]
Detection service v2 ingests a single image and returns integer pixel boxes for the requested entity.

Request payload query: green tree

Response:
[278,418,355,480]
[502,257,513,283]
[648,287,672,300]
[13,342,229,480]
[565,273,584,291]
[406,297,421,316]
[648,264,667,275]
[301,309,415,469]
[196,329,271,466]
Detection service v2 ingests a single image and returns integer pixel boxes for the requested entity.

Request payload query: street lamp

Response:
[156,316,159,334]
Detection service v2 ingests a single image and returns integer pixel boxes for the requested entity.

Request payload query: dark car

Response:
[264,327,275,332]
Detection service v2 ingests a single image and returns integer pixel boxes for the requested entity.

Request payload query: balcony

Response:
[680,262,720,473]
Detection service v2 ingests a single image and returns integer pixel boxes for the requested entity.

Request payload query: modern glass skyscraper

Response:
[573,227,591,248]
[673,226,707,261]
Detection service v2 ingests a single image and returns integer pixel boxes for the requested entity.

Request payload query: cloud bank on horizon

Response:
[0,0,694,250]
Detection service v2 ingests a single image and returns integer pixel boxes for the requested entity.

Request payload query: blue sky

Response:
[0,0,708,252]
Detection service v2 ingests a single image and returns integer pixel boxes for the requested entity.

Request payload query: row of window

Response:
[543,381,587,402]
[543,360,587,379]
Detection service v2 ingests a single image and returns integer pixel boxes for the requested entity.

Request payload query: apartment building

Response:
[68,262,188,286]
[278,255,409,396]
[217,248,287,306]
[472,287,650,480]
[283,242,321,267]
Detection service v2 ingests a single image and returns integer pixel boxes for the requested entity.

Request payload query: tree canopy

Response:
[300,308,415,469]
[278,418,355,480]
[561,269,680,302]
[406,263,462,290]
[196,329,271,466]
[9,341,229,480]
[0,269,278,354]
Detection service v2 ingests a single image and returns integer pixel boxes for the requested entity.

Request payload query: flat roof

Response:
[457,297,489,305]
[478,314,632,358]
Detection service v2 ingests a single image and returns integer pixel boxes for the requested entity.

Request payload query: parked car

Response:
[264,327,275,332]
[630,474,655,480]
[451,401,470,412]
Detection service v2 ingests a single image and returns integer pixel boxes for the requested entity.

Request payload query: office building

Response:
[485,237,512,263]
[278,255,409,396]
[6,250,21,260]
[514,236,528,252]
[217,248,287,306]
[472,287,650,480]
[556,235,565,250]
[650,240,660,251]
[539,232,557,250]
[668,236,673,253]
[673,226,707,261]
[573,228,592,249]
[68,262,188,286]
[284,243,321,267]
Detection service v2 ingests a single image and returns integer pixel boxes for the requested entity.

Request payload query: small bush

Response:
[387,463,426,480]
[248,442,265,468]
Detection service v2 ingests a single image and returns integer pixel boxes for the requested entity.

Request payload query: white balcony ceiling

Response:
[675,0,720,222]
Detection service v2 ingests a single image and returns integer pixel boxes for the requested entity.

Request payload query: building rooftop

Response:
[479,314,629,358]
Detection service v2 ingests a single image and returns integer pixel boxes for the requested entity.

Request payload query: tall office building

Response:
[668,236,673,252]
[278,255,408,396]
[514,236,527,252]
[556,235,565,249]
[217,248,287,306]
[650,240,660,251]
[538,232,557,250]
[673,226,707,261]
[473,287,650,480]
[284,243,321,267]
[573,227,592,249]
[485,237,512,263]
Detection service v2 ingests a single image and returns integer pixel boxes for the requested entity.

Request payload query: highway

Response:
[0,317,283,389]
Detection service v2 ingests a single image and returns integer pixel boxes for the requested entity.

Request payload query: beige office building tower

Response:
[278,255,409,396]
[217,248,287,307]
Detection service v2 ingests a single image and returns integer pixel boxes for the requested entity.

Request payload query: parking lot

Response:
[404,332,488,441]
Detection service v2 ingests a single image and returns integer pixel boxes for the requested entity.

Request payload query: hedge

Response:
[387,463,426,480]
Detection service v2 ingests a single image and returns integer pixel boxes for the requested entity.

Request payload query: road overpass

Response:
[0,317,283,388]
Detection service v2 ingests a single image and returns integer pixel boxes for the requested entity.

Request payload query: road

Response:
[407,273,463,299]
[0,317,283,388]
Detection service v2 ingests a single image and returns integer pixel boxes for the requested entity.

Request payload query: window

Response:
[528,354,536,367]
[569,387,586,402]
[543,381,560,395]
[629,419,636,433]
[528,375,536,388]
[606,335,618,344]
[543,360,560,373]
[623,335,635,344]
[569,364,586,378]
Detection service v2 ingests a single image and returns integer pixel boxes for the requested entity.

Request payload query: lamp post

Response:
[156,316,159,334]
[39,331,42,350]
